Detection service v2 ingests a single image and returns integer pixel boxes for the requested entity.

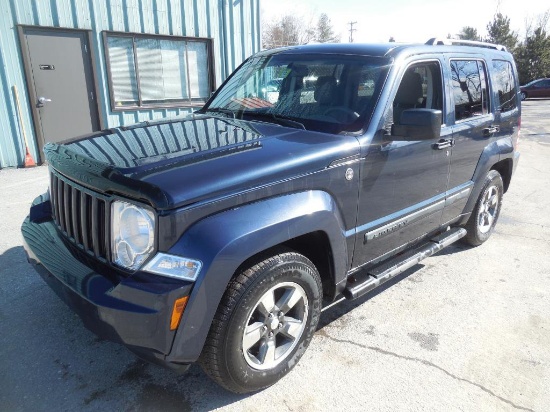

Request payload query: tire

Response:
[463,170,504,246]
[199,250,323,393]
[520,91,527,100]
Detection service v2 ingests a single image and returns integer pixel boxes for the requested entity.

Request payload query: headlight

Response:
[111,200,155,271]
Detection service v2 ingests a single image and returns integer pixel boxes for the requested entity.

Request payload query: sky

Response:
[260,0,550,44]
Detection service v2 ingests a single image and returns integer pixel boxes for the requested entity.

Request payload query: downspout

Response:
[256,0,262,52]
[220,0,230,82]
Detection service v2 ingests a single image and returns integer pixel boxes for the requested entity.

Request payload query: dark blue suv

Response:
[22,39,521,393]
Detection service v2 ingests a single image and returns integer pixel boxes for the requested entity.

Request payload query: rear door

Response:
[442,58,495,223]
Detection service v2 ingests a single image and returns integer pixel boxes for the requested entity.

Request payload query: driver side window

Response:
[392,61,444,126]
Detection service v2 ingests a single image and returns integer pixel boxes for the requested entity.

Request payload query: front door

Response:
[19,27,101,157]
[353,60,451,267]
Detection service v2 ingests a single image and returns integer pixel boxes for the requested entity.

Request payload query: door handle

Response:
[37,96,52,107]
[483,125,499,137]
[433,138,454,150]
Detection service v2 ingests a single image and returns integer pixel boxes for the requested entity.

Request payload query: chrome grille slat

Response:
[80,191,90,251]
[98,201,107,258]
[50,173,57,220]
[63,182,71,239]
[91,197,100,257]
[57,179,64,232]
[54,176,61,227]
[103,204,111,262]
[71,186,79,244]
[50,172,108,260]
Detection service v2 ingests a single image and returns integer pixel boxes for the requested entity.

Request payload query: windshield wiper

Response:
[203,107,236,118]
[243,111,305,130]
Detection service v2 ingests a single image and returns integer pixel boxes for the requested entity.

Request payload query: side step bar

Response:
[343,227,466,300]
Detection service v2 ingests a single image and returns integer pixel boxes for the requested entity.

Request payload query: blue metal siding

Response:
[0,0,260,168]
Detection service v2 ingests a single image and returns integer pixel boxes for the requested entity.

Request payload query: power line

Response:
[348,21,357,43]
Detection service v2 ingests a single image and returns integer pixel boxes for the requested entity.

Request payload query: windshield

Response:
[203,53,390,134]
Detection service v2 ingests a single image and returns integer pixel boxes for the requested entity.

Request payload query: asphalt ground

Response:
[1,100,549,411]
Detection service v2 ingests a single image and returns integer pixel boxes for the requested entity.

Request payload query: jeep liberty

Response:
[22,39,521,393]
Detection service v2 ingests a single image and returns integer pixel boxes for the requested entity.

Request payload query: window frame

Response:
[449,58,491,123]
[102,31,215,111]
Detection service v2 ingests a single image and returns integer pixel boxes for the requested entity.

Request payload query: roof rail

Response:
[425,38,507,52]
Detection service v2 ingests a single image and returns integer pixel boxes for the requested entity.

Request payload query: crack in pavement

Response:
[506,220,548,229]
[318,329,535,412]
[494,231,548,243]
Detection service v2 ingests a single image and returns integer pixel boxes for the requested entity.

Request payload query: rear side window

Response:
[492,60,517,112]
[450,60,489,121]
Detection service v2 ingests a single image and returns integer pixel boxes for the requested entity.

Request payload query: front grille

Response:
[49,172,110,261]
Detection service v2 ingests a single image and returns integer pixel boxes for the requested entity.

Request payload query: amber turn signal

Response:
[170,296,189,331]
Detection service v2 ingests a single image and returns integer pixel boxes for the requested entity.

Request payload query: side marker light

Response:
[170,296,189,331]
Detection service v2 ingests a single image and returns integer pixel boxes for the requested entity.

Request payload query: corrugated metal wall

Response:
[0,0,261,168]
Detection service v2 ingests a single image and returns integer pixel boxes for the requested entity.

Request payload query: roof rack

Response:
[425,38,507,52]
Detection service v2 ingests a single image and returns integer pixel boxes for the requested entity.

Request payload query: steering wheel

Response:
[323,107,360,122]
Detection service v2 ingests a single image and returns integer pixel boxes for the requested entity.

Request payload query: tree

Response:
[262,15,314,49]
[315,13,339,43]
[458,26,480,41]
[262,13,339,49]
[485,13,518,51]
[516,25,550,84]
[514,11,550,84]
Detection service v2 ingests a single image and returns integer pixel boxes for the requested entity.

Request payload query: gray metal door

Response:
[20,27,100,148]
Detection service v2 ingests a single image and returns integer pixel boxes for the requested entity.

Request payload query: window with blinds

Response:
[104,32,213,109]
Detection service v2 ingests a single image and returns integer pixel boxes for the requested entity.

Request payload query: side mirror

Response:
[392,109,442,140]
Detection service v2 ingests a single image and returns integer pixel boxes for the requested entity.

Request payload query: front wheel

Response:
[463,170,504,246]
[200,250,322,393]
[520,91,527,100]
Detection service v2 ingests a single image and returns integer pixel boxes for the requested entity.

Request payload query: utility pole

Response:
[348,21,357,43]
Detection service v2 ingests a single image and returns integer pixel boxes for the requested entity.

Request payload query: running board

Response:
[343,227,466,300]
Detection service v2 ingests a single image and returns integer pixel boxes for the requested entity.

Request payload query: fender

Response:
[165,190,349,364]
[461,136,516,218]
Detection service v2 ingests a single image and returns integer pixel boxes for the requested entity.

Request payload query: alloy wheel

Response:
[242,281,308,370]
[477,185,500,234]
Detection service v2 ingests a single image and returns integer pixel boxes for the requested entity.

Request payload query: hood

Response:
[45,115,360,210]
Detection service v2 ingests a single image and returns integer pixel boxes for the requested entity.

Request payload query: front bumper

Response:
[21,195,193,372]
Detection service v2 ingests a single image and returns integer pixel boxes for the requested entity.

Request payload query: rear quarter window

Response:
[492,60,517,112]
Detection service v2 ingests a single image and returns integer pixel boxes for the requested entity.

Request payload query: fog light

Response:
[142,253,202,281]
